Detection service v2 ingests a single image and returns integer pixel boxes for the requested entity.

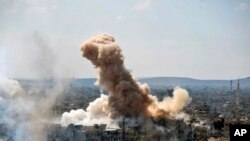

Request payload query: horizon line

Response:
[9,76,250,81]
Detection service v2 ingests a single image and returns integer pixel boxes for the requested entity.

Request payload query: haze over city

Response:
[0,0,249,79]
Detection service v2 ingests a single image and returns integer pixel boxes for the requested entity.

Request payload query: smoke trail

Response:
[31,32,56,79]
[0,33,68,141]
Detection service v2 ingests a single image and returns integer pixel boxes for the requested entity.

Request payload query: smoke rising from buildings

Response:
[0,76,36,141]
[61,94,111,126]
[0,76,68,141]
[0,32,191,140]
[61,34,191,127]
[81,34,190,119]
[0,33,67,141]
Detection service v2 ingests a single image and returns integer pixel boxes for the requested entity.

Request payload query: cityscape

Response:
[1,76,249,141]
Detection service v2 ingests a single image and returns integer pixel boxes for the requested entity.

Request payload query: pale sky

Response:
[0,0,249,80]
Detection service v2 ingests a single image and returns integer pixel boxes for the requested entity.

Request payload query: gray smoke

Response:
[0,33,67,141]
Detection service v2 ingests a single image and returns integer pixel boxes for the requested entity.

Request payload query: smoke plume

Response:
[0,33,68,141]
[78,34,190,120]
[0,72,67,141]
[61,94,111,126]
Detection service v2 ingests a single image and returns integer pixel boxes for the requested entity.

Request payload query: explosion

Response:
[79,34,190,119]
[61,34,191,127]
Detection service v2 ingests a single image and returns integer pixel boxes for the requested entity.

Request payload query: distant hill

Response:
[139,77,250,88]
[72,77,250,89]
[16,77,250,89]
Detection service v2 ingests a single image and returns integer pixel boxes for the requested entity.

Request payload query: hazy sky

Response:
[0,0,249,80]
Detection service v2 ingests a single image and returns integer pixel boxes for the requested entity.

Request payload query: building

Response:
[46,124,122,141]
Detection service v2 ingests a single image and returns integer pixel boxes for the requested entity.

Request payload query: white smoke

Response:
[0,33,68,141]
[175,112,190,123]
[60,94,111,126]
[192,120,211,130]
[0,76,32,141]
[0,76,24,97]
